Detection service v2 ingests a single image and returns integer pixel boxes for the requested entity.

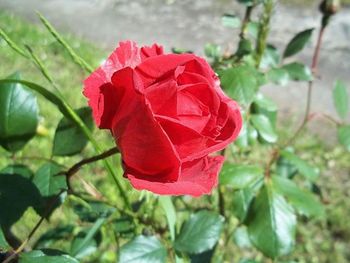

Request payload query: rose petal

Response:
[141,44,164,60]
[126,155,224,196]
[110,68,181,182]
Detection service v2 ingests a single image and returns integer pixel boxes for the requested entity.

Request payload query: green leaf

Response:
[119,235,167,263]
[333,80,349,119]
[280,151,319,182]
[232,179,262,222]
[53,107,93,156]
[267,68,289,86]
[276,156,298,179]
[174,210,224,254]
[219,65,262,106]
[33,163,66,197]
[0,165,42,229]
[250,114,278,143]
[283,29,314,58]
[220,163,263,189]
[246,183,296,258]
[0,228,10,251]
[190,249,215,263]
[272,176,325,217]
[70,217,105,257]
[337,125,350,151]
[261,45,280,69]
[222,14,241,28]
[252,93,278,127]
[233,226,252,248]
[19,249,79,263]
[246,22,259,39]
[159,196,176,241]
[282,62,313,81]
[0,73,39,152]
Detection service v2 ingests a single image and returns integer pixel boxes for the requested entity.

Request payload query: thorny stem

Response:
[240,5,254,39]
[264,18,328,177]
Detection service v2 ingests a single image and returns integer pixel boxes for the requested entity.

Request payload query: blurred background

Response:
[0,1,350,262]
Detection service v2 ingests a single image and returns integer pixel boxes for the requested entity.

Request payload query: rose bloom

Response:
[84,41,242,197]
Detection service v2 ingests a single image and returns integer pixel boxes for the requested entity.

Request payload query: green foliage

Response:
[250,114,278,143]
[53,107,93,156]
[337,125,350,151]
[174,211,224,254]
[246,183,297,258]
[119,235,167,263]
[282,62,313,81]
[222,14,241,28]
[0,73,39,152]
[333,80,349,119]
[19,250,79,263]
[283,29,314,58]
[220,163,263,189]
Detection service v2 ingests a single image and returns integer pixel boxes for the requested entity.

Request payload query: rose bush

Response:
[83,41,242,196]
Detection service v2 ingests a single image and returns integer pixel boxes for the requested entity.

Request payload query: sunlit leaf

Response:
[333,80,348,119]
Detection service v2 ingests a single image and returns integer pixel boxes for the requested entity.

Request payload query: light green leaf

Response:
[119,235,167,263]
[159,196,176,241]
[222,14,241,28]
[252,93,278,127]
[0,73,39,152]
[204,43,221,59]
[280,151,319,182]
[282,62,313,81]
[268,68,289,86]
[219,65,262,106]
[272,176,325,217]
[246,183,296,258]
[337,125,350,151]
[283,29,314,58]
[174,211,224,254]
[250,114,278,143]
[52,107,93,156]
[233,226,252,248]
[260,45,280,69]
[333,80,348,119]
[19,250,79,263]
[0,228,10,251]
[220,163,263,189]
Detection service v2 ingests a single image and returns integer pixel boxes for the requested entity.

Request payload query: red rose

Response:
[84,41,242,196]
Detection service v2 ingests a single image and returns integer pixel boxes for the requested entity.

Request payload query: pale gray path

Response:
[1,0,350,140]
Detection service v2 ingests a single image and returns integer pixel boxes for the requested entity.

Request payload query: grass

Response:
[1,9,350,263]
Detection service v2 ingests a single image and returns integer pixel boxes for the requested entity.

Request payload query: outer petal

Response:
[110,68,181,182]
[83,41,164,127]
[126,155,224,197]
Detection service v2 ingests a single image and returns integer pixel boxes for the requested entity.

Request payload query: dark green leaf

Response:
[267,68,289,86]
[236,39,253,57]
[33,163,66,197]
[112,216,135,237]
[222,14,241,28]
[276,156,298,179]
[282,62,313,81]
[190,249,214,263]
[272,176,325,217]
[73,199,115,222]
[333,80,348,119]
[220,163,263,189]
[70,217,105,257]
[246,183,296,258]
[337,125,350,151]
[283,29,314,58]
[120,235,166,263]
[0,165,41,229]
[159,196,176,241]
[174,211,224,254]
[53,107,93,156]
[219,65,262,106]
[19,249,79,263]
[250,114,278,143]
[0,73,39,152]
[280,151,319,182]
